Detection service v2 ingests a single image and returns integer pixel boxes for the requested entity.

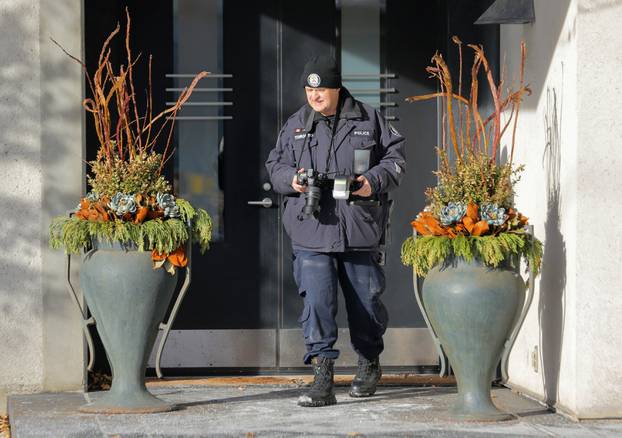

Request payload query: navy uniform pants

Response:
[292,249,389,364]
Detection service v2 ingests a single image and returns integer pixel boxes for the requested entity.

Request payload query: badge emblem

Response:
[307,73,321,87]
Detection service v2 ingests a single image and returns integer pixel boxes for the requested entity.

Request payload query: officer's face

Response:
[305,87,341,115]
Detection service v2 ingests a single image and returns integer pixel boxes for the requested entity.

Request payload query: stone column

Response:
[0,0,84,414]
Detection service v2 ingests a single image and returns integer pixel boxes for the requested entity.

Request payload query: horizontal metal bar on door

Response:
[349,88,397,94]
[166,88,233,92]
[166,116,233,121]
[365,102,397,107]
[342,73,397,79]
[385,116,399,121]
[166,74,233,78]
[166,102,233,106]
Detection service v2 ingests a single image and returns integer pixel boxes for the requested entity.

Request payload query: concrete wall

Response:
[503,0,622,419]
[0,0,45,413]
[0,0,84,414]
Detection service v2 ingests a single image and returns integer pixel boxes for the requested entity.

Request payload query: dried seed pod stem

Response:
[510,42,527,166]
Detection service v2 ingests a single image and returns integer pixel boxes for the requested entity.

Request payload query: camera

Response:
[296,149,378,220]
[332,149,379,206]
[332,175,378,206]
[296,168,330,219]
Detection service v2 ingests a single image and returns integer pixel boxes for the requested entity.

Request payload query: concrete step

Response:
[9,383,619,437]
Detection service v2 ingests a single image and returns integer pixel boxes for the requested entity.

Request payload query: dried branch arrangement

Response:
[49,9,212,272]
[407,37,529,168]
[52,9,206,195]
[401,38,542,277]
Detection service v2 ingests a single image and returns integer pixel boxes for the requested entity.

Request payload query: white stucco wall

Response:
[574,0,622,418]
[503,0,622,419]
[0,0,84,414]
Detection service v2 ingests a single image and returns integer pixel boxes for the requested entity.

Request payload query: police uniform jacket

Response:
[265,88,406,252]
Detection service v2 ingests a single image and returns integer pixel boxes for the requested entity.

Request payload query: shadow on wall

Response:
[538,80,567,407]
[0,3,44,357]
[518,0,573,109]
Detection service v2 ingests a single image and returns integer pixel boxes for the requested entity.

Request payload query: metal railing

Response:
[166,73,234,121]
[344,72,399,121]
[166,71,401,122]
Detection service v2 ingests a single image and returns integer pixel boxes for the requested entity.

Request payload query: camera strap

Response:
[295,108,317,171]
[324,93,342,174]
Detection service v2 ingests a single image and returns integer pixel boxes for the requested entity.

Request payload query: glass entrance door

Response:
[151,0,342,370]
[152,0,284,370]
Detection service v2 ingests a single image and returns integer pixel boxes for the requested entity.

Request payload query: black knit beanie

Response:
[300,55,342,89]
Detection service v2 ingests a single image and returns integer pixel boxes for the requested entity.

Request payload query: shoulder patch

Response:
[389,123,400,137]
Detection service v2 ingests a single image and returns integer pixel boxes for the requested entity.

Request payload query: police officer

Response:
[265,55,406,407]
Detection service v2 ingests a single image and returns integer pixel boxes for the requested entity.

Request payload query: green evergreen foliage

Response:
[175,198,213,252]
[193,208,213,253]
[49,198,211,255]
[401,231,543,277]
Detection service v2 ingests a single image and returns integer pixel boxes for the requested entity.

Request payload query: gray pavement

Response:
[8,383,622,437]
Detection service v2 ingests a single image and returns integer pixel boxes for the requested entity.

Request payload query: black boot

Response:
[297,356,337,407]
[349,356,382,397]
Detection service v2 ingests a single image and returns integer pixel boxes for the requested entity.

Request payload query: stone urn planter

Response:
[48,13,212,414]
[78,241,178,414]
[421,256,526,421]
[401,38,542,422]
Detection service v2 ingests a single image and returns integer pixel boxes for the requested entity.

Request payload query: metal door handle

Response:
[247,198,273,208]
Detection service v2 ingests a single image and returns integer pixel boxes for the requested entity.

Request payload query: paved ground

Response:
[8,380,622,437]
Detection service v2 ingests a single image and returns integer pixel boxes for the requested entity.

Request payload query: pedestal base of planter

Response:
[449,392,514,422]
[421,257,525,423]
[79,389,175,414]
[79,243,179,415]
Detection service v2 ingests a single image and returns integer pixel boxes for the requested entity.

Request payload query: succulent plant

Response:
[156,192,175,208]
[480,203,507,226]
[157,192,180,218]
[108,193,137,217]
[439,202,467,226]
[85,191,99,201]
[164,205,180,218]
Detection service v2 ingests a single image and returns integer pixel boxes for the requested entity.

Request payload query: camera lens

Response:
[303,185,322,217]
